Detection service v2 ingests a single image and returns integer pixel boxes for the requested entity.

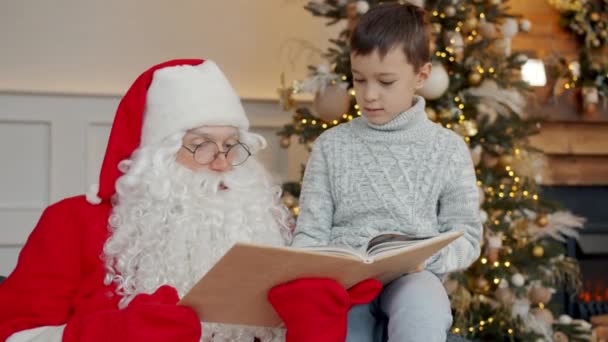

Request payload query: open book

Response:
[304,232,440,263]
[179,230,463,327]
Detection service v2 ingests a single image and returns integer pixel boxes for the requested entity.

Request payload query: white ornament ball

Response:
[511,273,525,287]
[313,84,351,122]
[479,210,488,223]
[416,63,449,100]
[558,314,573,324]
[520,19,532,32]
[356,1,370,14]
[499,278,509,289]
[501,18,519,38]
[407,0,425,8]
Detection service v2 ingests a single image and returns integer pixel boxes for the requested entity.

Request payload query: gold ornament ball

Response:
[529,286,553,304]
[482,153,499,168]
[532,245,545,258]
[280,137,291,148]
[445,6,456,17]
[474,277,490,293]
[313,84,351,122]
[552,331,569,342]
[444,279,459,295]
[425,107,437,121]
[535,213,549,227]
[282,194,296,208]
[495,288,515,306]
[463,17,479,32]
[479,21,497,38]
[432,23,442,34]
[440,108,453,120]
[590,12,600,22]
[498,154,513,166]
[468,72,482,86]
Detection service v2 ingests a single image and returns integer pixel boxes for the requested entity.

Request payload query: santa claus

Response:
[0,59,381,342]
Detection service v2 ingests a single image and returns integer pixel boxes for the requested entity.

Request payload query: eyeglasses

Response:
[181,141,252,166]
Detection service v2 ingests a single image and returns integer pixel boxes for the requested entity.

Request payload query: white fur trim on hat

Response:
[86,183,102,204]
[141,60,249,146]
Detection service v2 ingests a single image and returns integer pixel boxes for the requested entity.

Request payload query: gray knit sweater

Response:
[291,96,482,274]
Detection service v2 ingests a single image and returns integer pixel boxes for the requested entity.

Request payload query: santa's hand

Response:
[63,285,201,342]
[268,278,382,342]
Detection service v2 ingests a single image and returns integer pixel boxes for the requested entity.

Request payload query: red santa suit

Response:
[0,59,209,342]
[0,59,382,342]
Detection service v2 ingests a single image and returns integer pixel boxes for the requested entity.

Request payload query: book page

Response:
[366,233,434,257]
[300,245,367,261]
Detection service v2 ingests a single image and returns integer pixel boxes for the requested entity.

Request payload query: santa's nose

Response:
[209,153,232,172]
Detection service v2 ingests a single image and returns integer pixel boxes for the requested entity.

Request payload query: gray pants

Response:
[346,270,452,342]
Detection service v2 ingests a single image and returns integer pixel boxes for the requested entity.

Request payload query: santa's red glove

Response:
[268,278,382,342]
[63,285,201,342]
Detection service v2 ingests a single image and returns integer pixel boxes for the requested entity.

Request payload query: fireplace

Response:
[543,186,608,321]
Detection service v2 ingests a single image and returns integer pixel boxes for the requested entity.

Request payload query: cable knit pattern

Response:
[292,96,482,274]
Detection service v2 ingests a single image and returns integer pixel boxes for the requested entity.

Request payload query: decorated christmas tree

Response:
[277,0,593,340]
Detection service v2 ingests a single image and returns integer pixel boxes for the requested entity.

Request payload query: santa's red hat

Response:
[86,59,249,205]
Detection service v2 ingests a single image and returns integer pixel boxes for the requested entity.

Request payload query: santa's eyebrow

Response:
[186,132,239,141]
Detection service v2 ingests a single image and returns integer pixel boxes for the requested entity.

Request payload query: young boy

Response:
[290,3,483,341]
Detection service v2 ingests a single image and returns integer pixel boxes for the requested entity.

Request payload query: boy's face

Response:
[351,46,431,125]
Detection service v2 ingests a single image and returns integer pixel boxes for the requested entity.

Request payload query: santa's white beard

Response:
[103,141,290,341]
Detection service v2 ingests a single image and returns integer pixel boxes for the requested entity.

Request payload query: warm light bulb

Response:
[522,59,547,87]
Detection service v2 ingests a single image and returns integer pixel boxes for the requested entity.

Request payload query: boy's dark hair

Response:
[350,2,431,72]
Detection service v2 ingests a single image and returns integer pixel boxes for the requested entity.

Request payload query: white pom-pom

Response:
[86,183,102,205]
[558,314,572,324]
[356,1,370,14]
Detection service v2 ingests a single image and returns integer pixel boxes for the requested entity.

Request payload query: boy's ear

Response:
[415,62,433,89]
